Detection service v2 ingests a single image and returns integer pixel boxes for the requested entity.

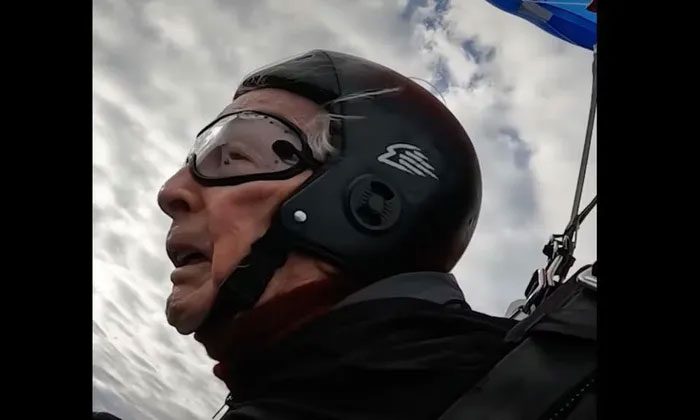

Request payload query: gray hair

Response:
[303,87,402,162]
[304,111,335,162]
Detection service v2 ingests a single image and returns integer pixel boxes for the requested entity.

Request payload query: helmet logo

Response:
[377,143,439,180]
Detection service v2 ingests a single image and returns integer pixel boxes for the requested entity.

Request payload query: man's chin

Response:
[166,295,211,335]
[166,276,220,334]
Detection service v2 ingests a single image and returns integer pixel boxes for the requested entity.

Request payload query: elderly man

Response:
[156,50,549,419]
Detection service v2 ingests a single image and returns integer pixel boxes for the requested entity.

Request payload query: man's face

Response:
[157,88,322,334]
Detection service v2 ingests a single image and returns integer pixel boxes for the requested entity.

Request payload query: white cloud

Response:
[93,0,596,417]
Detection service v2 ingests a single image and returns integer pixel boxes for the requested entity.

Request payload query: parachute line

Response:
[568,49,597,229]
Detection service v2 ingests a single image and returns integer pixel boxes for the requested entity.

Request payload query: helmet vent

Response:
[348,175,401,232]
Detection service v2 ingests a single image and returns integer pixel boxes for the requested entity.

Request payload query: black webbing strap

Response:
[507,271,593,343]
[439,279,596,420]
[202,224,291,327]
[439,333,595,420]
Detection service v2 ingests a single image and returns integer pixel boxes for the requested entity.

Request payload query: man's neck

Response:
[196,253,353,388]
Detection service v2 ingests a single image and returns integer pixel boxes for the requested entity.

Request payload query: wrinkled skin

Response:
[157,88,337,344]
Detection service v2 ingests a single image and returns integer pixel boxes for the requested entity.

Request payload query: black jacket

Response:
[221,272,516,420]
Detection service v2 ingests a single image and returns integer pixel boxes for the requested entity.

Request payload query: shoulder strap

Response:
[439,277,597,420]
[439,333,595,420]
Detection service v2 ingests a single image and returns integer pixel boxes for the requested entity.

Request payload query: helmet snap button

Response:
[293,210,307,223]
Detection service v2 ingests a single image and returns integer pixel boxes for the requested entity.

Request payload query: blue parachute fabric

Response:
[485,0,597,50]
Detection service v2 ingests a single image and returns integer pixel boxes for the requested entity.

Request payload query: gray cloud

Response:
[150,322,181,351]
[102,299,133,334]
[129,350,159,376]
[103,232,128,266]
[114,279,150,324]
[137,249,172,289]
[401,0,428,21]
[467,71,487,90]
[432,56,452,93]
[94,98,157,186]
[93,320,108,339]
[93,365,122,389]
[424,0,450,30]
[461,38,496,65]
[93,204,107,229]
[499,127,532,170]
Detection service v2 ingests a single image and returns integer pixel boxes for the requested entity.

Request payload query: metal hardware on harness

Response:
[505,299,528,320]
[522,268,546,315]
[523,235,575,313]
[576,264,597,291]
[543,234,575,286]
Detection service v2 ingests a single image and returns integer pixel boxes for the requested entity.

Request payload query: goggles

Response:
[186,110,320,186]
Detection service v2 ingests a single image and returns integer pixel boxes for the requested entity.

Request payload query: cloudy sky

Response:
[93,0,596,418]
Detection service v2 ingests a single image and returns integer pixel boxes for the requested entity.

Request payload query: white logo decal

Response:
[378,143,439,180]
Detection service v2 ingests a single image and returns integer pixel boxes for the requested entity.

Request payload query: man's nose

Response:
[157,167,205,219]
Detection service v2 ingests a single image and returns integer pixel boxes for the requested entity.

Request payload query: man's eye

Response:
[272,140,301,165]
[228,151,248,161]
[223,151,250,166]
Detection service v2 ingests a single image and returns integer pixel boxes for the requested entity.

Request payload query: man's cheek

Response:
[205,183,293,286]
[208,215,277,285]
[210,233,251,285]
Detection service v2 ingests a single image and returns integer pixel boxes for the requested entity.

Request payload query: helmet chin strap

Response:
[198,223,291,330]
[191,149,320,332]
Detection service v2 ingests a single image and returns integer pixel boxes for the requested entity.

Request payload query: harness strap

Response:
[439,333,596,420]
[440,275,597,420]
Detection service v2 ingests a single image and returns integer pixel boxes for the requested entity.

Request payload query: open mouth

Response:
[176,251,209,267]
[167,242,212,268]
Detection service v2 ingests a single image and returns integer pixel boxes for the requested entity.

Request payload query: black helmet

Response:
[201,49,482,319]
